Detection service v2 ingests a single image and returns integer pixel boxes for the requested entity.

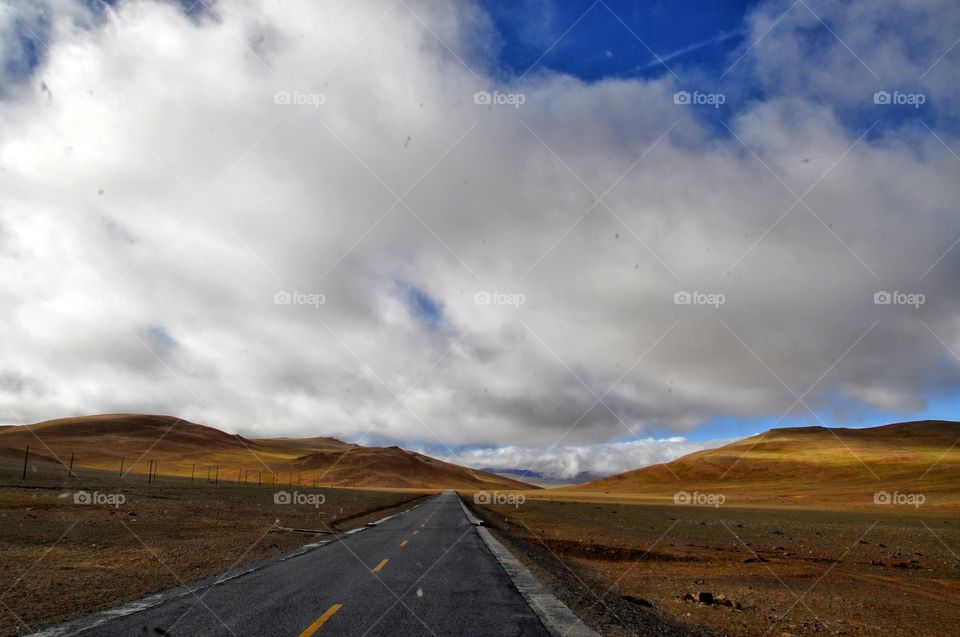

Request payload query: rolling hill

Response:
[0,414,534,490]
[564,420,960,506]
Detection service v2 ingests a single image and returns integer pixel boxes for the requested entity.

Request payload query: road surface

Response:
[46,491,558,636]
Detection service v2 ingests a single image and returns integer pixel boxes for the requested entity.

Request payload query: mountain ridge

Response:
[562,420,960,505]
[0,413,535,490]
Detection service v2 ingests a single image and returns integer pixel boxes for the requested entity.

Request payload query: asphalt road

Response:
[61,491,553,636]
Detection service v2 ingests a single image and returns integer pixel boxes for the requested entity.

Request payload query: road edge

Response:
[457,496,600,637]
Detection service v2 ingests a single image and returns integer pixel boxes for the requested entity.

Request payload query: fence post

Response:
[119,457,125,479]
[190,464,195,484]
[214,466,219,485]
[147,459,153,483]
[153,461,158,483]
[258,471,261,487]
[67,452,75,478]
[22,446,29,479]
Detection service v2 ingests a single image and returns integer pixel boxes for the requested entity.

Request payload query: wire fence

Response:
[1,446,326,490]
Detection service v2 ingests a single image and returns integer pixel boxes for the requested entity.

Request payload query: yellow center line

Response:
[371,558,389,573]
[399,539,408,547]
[297,603,342,637]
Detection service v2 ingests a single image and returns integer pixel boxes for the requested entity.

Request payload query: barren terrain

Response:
[468,497,960,636]
[0,464,429,636]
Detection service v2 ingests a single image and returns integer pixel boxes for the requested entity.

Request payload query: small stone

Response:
[622,595,653,608]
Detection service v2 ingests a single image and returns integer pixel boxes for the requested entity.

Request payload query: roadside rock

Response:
[621,595,654,608]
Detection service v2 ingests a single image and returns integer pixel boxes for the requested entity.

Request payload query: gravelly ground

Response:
[468,497,960,637]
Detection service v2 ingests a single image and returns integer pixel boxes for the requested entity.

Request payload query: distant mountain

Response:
[483,467,606,486]
[0,414,535,491]
[564,421,960,505]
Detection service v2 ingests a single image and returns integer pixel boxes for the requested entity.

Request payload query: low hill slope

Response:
[0,414,534,490]
[565,421,960,506]
[282,445,532,489]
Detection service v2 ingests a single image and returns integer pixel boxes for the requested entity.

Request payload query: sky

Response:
[1,0,959,481]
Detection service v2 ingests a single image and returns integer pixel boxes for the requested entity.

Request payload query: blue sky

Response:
[476,0,950,136]
[480,0,754,81]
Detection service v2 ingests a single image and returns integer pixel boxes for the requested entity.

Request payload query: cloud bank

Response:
[426,436,736,483]
[1,0,959,478]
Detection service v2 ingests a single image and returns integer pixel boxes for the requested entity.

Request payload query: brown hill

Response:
[283,445,531,490]
[255,436,352,451]
[565,420,960,506]
[0,414,534,491]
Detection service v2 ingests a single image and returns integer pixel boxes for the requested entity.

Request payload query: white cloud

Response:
[0,0,958,477]
[428,437,733,482]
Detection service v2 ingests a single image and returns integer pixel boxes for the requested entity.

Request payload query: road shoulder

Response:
[457,497,600,637]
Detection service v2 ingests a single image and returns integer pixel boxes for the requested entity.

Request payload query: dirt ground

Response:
[0,465,430,636]
[467,497,960,637]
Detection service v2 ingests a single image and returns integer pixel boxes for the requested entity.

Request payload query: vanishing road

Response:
[38,491,575,637]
